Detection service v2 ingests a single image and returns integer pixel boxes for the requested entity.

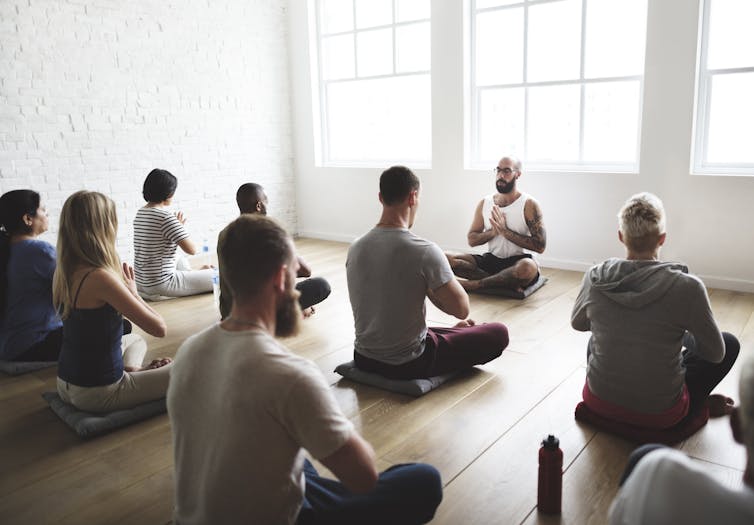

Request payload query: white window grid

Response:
[692,0,754,176]
[313,0,431,167]
[468,0,645,172]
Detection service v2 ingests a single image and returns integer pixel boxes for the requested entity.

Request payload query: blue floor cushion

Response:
[334,361,461,397]
[471,275,548,299]
[41,391,167,439]
[0,360,56,375]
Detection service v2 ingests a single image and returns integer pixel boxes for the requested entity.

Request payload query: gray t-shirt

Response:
[346,227,455,365]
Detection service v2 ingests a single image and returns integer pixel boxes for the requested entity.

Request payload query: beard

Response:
[275,280,302,338]
[496,178,516,194]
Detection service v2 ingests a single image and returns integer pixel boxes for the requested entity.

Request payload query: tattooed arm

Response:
[490,198,546,253]
[467,199,497,247]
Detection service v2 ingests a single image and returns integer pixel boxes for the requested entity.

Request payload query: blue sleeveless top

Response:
[57,270,125,387]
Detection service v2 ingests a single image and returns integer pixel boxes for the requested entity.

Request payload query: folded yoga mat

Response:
[471,275,548,299]
[574,401,709,445]
[334,361,461,397]
[42,391,167,439]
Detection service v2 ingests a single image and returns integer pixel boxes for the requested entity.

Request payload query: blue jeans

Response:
[297,459,443,525]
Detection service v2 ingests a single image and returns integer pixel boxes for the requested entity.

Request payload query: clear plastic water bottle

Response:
[201,239,210,267]
[212,268,220,309]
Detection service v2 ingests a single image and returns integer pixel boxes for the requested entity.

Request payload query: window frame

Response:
[467,0,646,173]
[692,0,754,176]
[312,0,432,168]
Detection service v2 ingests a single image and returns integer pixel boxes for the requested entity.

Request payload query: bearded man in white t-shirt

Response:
[609,353,754,525]
[168,214,442,525]
[446,156,546,293]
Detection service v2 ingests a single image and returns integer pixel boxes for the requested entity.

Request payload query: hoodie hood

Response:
[588,258,689,309]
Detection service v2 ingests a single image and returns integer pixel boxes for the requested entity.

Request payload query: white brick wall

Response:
[0,0,294,261]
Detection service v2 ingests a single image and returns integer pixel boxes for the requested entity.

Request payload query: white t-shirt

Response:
[167,324,354,525]
[610,448,754,525]
[133,207,190,288]
[346,227,455,365]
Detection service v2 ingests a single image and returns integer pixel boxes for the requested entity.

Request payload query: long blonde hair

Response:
[53,191,123,319]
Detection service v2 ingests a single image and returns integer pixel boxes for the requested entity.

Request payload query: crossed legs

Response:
[446,253,538,292]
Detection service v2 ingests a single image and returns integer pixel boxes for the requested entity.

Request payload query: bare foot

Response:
[460,279,481,291]
[302,306,315,319]
[706,394,735,417]
[144,357,173,370]
[454,319,476,328]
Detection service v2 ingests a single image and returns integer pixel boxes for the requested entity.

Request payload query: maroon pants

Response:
[354,323,509,380]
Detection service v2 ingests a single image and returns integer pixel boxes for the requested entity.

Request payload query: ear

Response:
[731,407,745,444]
[256,201,263,212]
[408,190,418,207]
[23,214,33,226]
[618,230,624,244]
[378,192,384,205]
[272,264,287,294]
[658,232,667,246]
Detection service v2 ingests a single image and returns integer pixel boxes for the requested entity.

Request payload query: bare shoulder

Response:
[524,197,544,219]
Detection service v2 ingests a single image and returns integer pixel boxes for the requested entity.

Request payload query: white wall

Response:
[0,0,294,260]
[290,0,754,292]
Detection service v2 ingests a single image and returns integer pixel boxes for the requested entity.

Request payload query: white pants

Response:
[138,268,214,300]
[57,334,172,412]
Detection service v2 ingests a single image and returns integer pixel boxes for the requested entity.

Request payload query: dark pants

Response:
[296,277,332,310]
[618,444,668,486]
[297,459,442,525]
[683,331,739,412]
[586,331,740,414]
[355,323,508,380]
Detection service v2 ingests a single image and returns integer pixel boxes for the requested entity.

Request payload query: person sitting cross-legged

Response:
[446,155,546,294]
[167,214,443,525]
[609,352,754,525]
[219,182,331,319]
[571,192,739,431]
[346,165,509,380]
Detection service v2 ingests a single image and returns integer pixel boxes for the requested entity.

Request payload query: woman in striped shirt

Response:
[133,169,214,299]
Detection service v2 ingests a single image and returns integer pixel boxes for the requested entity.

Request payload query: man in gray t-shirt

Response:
[347,166,508,379]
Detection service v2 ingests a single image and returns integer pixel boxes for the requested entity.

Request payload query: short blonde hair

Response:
[618,192,666,253]
[739,354,754,455]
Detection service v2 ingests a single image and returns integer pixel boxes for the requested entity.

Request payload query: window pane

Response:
[583,81,640,163]
[396,22,430,73]
[527,0,581,82]
[326,75,431,163]
[355,0,392,29]
[706,72,754,164]
[321,0,353,34]
[478,88,525,164]
[475,9,524,85]
[584,0,647,78]
[357,28,393,77]
[476,0,519,9]
[396,0,430,22]
[707,0,754,70]
[322,34,355,80]
[527,84,580,162]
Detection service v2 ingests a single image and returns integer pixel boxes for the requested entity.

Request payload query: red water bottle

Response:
[537,434,563,514]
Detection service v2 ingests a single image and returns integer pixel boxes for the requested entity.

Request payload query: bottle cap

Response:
[542,434,559,449]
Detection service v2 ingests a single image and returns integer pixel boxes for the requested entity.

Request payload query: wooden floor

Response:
[2,238,752,524]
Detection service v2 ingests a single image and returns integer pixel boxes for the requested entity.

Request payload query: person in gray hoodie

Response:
[571,192,739,427]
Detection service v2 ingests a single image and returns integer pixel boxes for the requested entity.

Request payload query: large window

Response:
[693,0,754,175]
[313,0,431,167]
[469,0,648,171]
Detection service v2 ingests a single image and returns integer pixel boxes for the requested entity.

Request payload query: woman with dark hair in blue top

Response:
[0,190,63,362]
